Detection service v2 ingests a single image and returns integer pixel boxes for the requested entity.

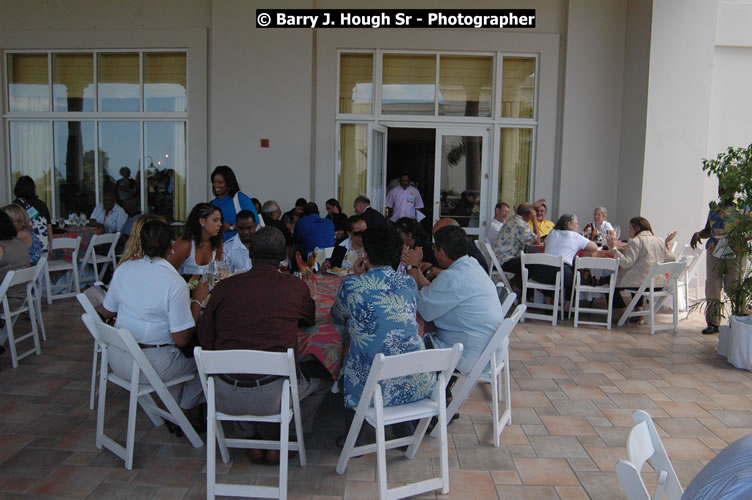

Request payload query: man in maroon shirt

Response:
[198,226,328,464]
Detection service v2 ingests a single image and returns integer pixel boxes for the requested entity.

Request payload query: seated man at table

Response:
[493,204,540,276]
[293,202,335,258]
[430,218,488,276]
[405,224,503,375]
[90,190,128,234]
[331,224,435,446]
[222,209,255,273]
[198,226,329,464]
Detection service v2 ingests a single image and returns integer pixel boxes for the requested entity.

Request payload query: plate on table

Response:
[327,267,353,276]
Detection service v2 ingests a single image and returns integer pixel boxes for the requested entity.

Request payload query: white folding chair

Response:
[617,261,687,334]
[484,242,516,303]
[337,344,463,500]
[77,288,108,410]
[0,260,47,368]
[674,245,703,320]
[45,236,82,303]
[79,232,120,283]
[569,256,620,329]
[193,347,306,500]
[431,304,526,448]
[80,313,203,469]
[520,252,565,325]
[616,410,683,500]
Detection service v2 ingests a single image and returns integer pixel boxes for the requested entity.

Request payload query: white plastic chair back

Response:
[79,232,120,282]
[77,289,108,410]
[484,242,515,302]
[45,236,82,303]
[0,259,47,367]
[520,251,565,325]
[617,261,687,334]
[337,344,463,500]
[431,304,525,448]
[674,246,703,319]
[80,313,202,469]
[193,347,306,500]
[616,410,683,500]
[569,256,620,329]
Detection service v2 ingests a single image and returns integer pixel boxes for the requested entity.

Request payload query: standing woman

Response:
[210,165,258,241]
[169,203,224,277]
[13,175,52,254]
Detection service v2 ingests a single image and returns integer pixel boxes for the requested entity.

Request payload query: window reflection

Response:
[98,122,140,212]
[53,121,95,218]
[144,52,187,112]
[440,135,482,228]
[502,57,536,119]
[9,122,53,209]
[98,53,140,112]
[53,54,94,112]
[8,54,49,112]
[382,54,436,115]
[439,56,493,117]
[339,53,373,114]
[145,122,186,222]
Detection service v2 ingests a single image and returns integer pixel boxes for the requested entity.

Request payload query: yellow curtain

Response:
[499,128,532,207]
[502,57,535,119]
[338,124,368,212]
[339,53,373,114]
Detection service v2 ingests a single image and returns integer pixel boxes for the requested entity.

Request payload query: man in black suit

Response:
[352,195,387,229]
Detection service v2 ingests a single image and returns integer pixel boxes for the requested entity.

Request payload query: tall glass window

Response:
[502,57,536,119]
[382,54,436,115]
[338,124,368,212]
[438,56,493,117]
[498,128,533,206]
[6,50,188,222]
[339,53,373,114]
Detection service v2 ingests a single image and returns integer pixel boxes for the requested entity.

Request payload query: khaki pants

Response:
[705,251,743,327]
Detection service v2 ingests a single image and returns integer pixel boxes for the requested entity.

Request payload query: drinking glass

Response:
[345,250,359,267]
[315,248,326,267]
[613,226,621,240]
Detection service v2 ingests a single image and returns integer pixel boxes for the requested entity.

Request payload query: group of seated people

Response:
[88,165,507,463]
[490,200,678,317]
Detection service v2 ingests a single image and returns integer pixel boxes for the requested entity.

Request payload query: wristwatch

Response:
[406,264,414,271]
[229,224,235,231]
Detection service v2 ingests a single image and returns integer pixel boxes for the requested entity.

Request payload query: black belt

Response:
[138,343,174,349]
[217,373,284,388]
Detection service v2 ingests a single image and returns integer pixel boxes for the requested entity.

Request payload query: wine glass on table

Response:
[613,226,621,241]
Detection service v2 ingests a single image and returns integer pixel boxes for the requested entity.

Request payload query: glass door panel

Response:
[368,124,387,214]
[435,128,489,235]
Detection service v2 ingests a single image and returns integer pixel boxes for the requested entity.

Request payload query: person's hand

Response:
[665,231,678,250]
[192,281,210,302]
[353,256,369,275]
[690,231,702,250]
[222,222,232,232]
[404,246,423,268]
[425,267,443,281]
[606,231,618,250]
[532,198,546,208]
[320,260,331,273]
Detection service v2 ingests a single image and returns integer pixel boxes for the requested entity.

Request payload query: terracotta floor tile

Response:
[31,465,112,497]
[585,447,626,472]
[495,484,560,499]
[514,457,579,486]
[558,384,609,400]
[556,485,590,500]
[527,365,570,379]
[662,437,715,460]
[491,470,521,485]
[656,401,712,418]
[441,470,497,499]
[512,391,552,408]
[540,416,596,436]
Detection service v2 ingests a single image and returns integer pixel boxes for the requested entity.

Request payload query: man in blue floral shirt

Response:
[331,224,434,445]
[492,204,541,276]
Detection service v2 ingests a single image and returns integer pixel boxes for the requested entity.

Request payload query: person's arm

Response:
[403,246,431,289]
[690,217,711,249]
[611,238,640,270]
[167,239,192,270]
[17,229,33,249]
[299,285,316,327]
[584,240,599,254]
[665,231,678,251]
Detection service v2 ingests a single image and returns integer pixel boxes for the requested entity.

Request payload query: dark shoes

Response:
[702,325,720,335]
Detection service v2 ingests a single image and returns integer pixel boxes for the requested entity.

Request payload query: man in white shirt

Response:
[404,224,503,374]
[90,191,127,234]
[385,173,424,222]
[485,201,510,242]
[223,210,255,273]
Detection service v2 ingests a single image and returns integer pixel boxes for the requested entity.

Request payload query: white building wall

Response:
[558,0,626,227]
[209,0,314,211]
[641,0,719,244]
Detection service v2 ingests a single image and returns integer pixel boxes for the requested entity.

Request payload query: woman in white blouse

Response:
[583,206,614,243]
[102,220,208,414]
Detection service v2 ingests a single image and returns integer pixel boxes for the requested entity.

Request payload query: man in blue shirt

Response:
[293,202,335,258]
[404,225,503,374]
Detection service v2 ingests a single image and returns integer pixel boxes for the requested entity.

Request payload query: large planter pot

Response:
[727,315,752,370]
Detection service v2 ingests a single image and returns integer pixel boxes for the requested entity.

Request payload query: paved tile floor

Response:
[1,298,750,499]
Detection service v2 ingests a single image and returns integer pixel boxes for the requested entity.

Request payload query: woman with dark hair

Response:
[530,214,598,292]
[210,165,259,241]
[325,198,348,243]
[0,210,30,287]
[331,224,434,446]
[101,220,207,417]
[607,216,677,310]
[169,203,224,276]
[13,175,52,253]
[394,217,435,270]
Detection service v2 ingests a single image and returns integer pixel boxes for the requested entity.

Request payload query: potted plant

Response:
[696,144,752,368]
